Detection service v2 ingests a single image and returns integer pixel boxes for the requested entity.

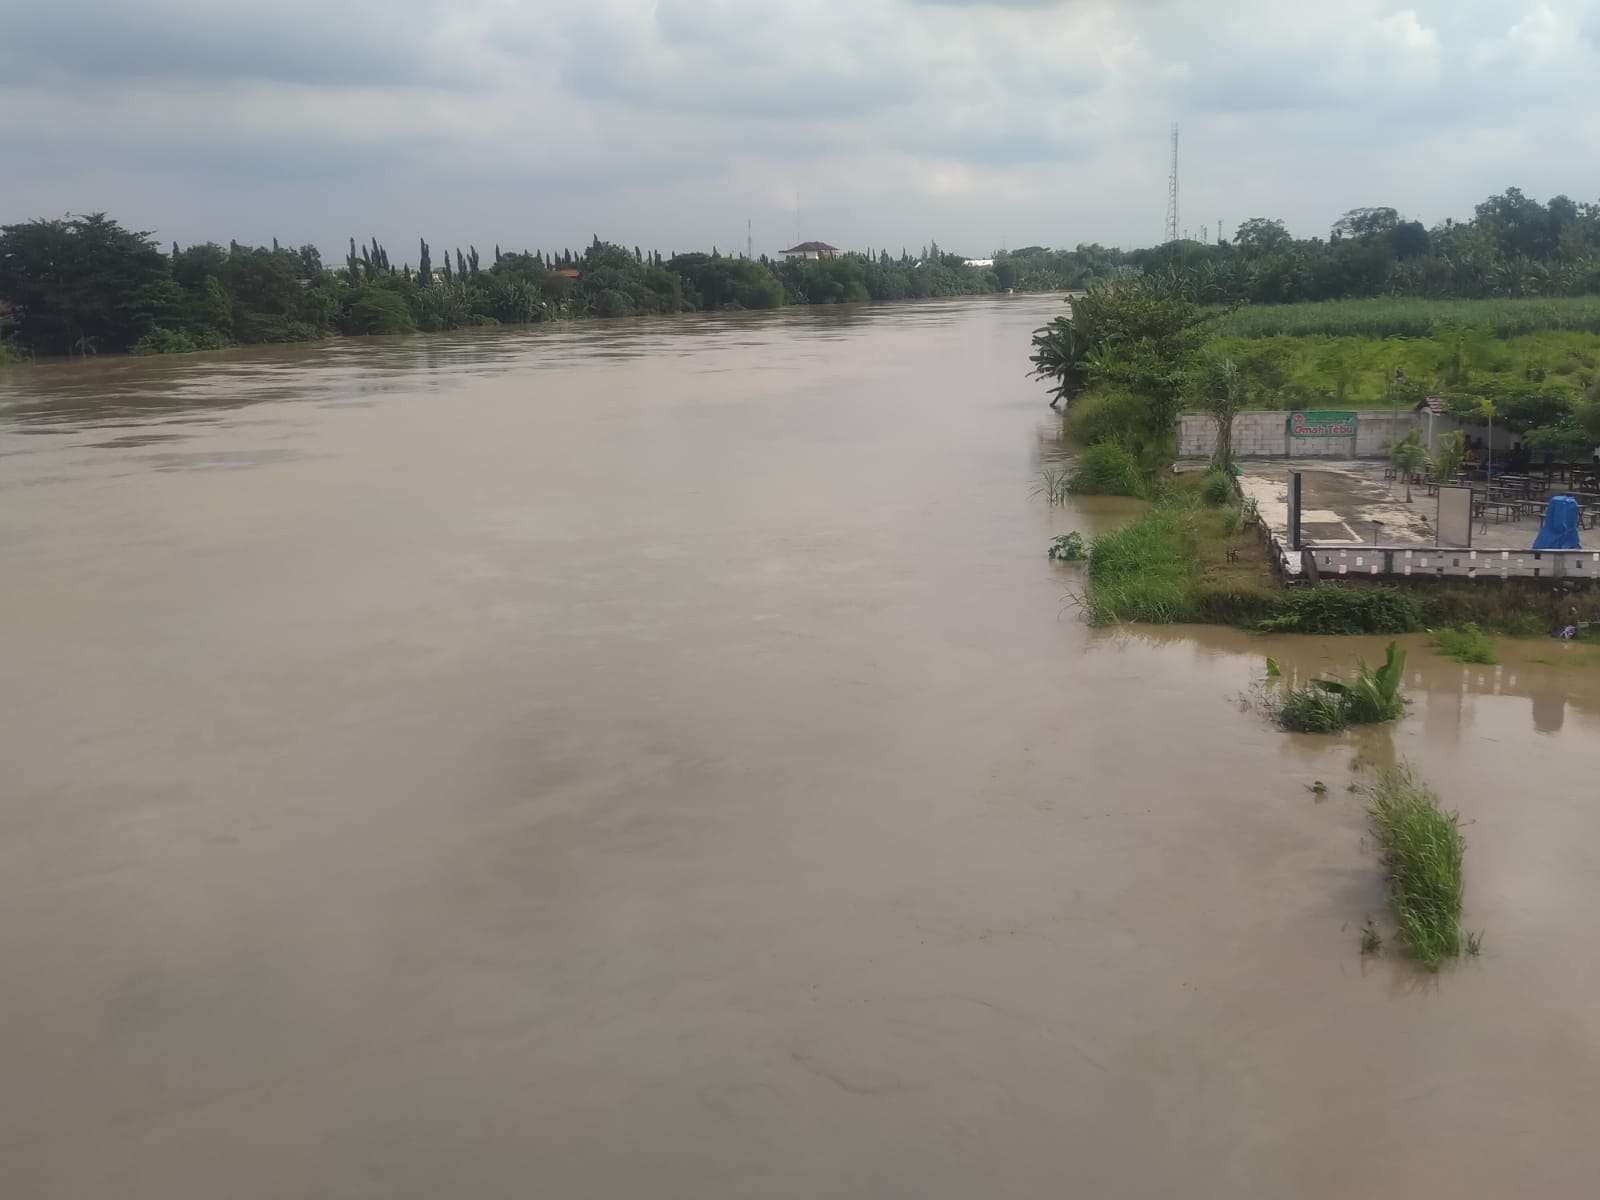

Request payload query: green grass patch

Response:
[1198,326,1599,410]
[1430,623,1498,664]
[1258,585,1423,635]
[1213,296,1600,340]
[1068,442,1146,498]
[1367,764,1466,970]
[1081,492,1281,626]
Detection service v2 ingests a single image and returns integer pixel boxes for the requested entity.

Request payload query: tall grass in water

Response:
[1277,685,1347,733]
[1031,466,1070,505]
[1367,765,1465,969]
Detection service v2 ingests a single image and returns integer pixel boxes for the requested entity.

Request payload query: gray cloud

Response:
[0,0,1595,261]
[0,0,466,87]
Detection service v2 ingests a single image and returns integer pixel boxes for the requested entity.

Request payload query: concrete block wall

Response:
[1177,410,1488,460]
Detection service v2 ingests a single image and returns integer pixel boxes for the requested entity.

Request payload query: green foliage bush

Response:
[1047,532,1086,561]
[1200,469,1236,506]
[130,328,200,355]
[343,288,416,335]
[1068,443,1145,497]
[1258,585,1423,634]
[1430,623,1498,664]
[1066,387,1142,446]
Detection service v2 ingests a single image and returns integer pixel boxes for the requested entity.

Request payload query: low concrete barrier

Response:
[1306,544,1600,582]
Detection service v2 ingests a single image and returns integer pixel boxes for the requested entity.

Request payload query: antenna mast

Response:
[1164,123,1180,244]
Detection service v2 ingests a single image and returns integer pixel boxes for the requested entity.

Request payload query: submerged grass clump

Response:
[1274,642,1408,731]
[1278,685,1348,733]
[1367,764,1465,970]
[1430,623,1499,664]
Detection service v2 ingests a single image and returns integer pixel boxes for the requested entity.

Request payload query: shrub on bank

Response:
[1258,585,1423,635]
[1200,468,1236,506]
[1068,443,1145,498]
[1066,387,1143,446]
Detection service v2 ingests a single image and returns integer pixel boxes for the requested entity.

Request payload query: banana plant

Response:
[1313,641,1407,724]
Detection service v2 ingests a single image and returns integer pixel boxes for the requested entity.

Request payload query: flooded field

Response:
[3,297,1598,1197]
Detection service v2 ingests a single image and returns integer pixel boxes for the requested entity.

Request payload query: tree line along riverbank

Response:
[0,215,1098,362]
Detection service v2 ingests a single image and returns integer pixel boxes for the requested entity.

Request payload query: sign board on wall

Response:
[1287,411,1358,438]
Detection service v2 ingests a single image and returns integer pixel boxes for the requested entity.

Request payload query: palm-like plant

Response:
[1388,430,1428,501]
[1429,430,1466,484]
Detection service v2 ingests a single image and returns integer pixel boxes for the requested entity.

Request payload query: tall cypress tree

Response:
[272,237,280,252]
[455,249,466,278]
[418,238,432,287]
[442,251,453,283]
[468,246,480,275]
[348,237,360,280]
[494,244,502,264]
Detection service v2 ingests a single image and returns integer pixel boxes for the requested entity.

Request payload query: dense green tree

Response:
[0,213,168,354]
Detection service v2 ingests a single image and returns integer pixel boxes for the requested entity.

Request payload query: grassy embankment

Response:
[1078,472,1282,625]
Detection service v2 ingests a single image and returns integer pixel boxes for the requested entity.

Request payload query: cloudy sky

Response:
[1,0,1595,262]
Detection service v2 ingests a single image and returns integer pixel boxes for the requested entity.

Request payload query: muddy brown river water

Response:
[3,296,1598,1197]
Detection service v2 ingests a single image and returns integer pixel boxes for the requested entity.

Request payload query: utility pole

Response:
[1164,123,1180,244]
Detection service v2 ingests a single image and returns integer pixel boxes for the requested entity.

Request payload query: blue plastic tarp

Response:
[1533,495,1582,550]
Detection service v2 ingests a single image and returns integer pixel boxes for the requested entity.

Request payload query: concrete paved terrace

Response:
[1234,460,1586,553]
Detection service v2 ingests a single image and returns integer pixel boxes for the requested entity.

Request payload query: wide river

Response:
[3,296,1598,1197]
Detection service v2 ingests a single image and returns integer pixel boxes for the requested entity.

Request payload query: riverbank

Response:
[1065,468,1600,637]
